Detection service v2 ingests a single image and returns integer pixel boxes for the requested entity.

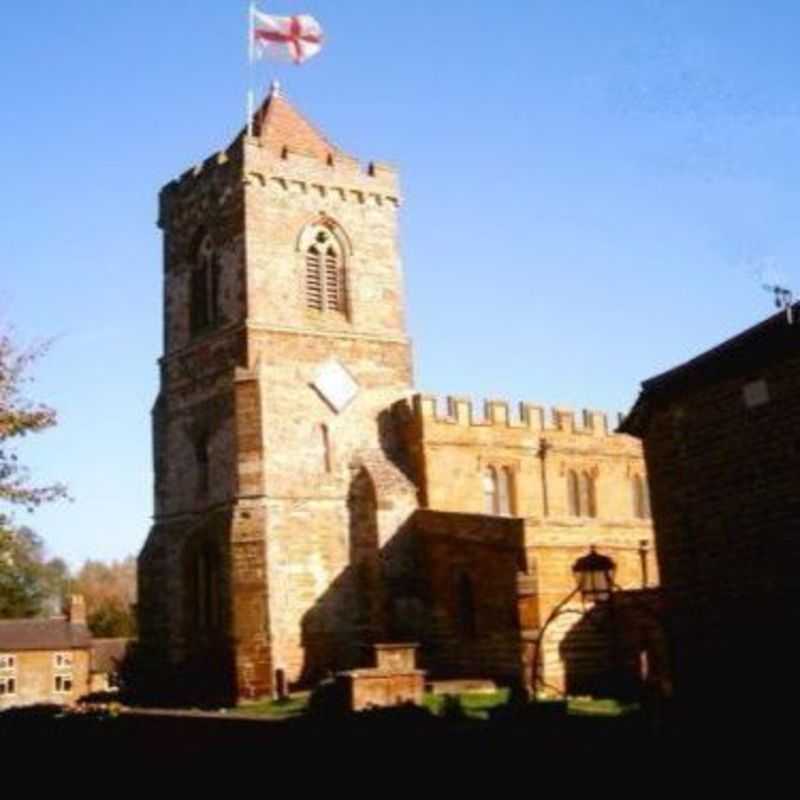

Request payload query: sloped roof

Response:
[250,83,348,161]
[620,304,800,436]
[90,638,130,674]
[0,618,92,652]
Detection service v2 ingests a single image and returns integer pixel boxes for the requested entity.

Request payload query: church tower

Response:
[138,84,417,700]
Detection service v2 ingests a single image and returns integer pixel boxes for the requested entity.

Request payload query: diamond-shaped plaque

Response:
[312,359,359,413]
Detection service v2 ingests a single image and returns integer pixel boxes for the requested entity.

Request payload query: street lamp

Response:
[572,546,616,604]
[531,546,618,698]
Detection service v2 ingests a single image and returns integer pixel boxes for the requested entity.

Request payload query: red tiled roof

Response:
[251,87,346,161]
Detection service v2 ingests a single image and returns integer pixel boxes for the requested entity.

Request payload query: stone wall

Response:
[410,509,525,683]
[636,349,800,704]
[398,393,659,694]
[0,649,90,710]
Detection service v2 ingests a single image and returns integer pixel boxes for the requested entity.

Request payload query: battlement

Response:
[159,142,400,228]
[410,394,628,438]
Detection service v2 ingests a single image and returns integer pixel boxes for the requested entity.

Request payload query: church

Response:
[137,84,658,703]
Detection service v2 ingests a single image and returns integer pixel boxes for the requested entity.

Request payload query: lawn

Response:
[234,689,636,720]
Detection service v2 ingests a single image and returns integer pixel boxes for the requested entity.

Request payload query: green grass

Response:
[566,697,639,717]
[234,689,636,720]
[235,692,310,719]
[423,689,510,719]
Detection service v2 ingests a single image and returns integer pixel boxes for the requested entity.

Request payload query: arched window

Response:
[305,227,345,313]
[483,467,498,514]
[189,233,221,335]
[498,466,514,516]
[567,470,580,516]
[580,472,596,518]
[633,475,651,519]
[567,469,596,517]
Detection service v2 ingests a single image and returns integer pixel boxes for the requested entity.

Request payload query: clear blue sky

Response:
[3,1,799,566]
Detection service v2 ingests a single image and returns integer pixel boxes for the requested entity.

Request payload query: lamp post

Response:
[530,546,617,699]
[531,545,668,704]
[572,546,617,604]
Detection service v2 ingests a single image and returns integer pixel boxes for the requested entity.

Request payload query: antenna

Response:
[762,283,794,325]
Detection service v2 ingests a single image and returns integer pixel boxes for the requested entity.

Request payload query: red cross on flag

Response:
[252,10,324,65]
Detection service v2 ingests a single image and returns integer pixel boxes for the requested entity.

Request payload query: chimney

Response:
[65,594,87,626]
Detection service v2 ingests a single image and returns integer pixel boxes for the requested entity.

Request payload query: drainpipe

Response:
[537,438,551,518]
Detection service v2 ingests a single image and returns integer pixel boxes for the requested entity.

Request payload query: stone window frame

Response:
[0,654,17,696]
[480,461,517,517]
[188,230,223,337]
[53,652,74,694]
[565,467,598,518]
[297,217,352,320]
[632,473,651,519]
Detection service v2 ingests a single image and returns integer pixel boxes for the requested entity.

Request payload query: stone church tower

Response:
[139,83,661,705]
[138,83,418,699]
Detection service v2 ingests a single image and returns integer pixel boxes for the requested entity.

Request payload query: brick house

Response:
[137,83,658,702]
[0,596,92,709]
[621,306,800,710]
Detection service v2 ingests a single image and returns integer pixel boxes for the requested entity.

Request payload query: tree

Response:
[0,329,67,514]
[0,327,69,618]
[0,526,69,618]
[72,557,137,637]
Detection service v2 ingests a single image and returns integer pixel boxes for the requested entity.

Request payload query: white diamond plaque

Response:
[312,359,359,413]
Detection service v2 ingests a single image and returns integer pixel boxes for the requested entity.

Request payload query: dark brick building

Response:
[622,307,800,711]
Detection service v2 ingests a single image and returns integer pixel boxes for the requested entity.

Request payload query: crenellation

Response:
[552,407,575,432]
[520,403,545,431]
[409,394,627,440]
[486,399,510,425]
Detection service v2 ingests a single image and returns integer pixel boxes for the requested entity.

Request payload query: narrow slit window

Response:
[580,472,596,518]
[567,470,580,516]
[498,467,514,516]
[321,424,332,473]
[483,467,498,514]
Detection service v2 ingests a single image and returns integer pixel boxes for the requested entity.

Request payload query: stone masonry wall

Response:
[0,649,90,710]
[639,351,800,703]
[399,393,658,693]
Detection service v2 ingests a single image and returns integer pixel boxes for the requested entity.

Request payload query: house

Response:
[0,596,92,709]
[621,306,800,711]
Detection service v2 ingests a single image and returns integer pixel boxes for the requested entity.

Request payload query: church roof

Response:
[250,82,348,162]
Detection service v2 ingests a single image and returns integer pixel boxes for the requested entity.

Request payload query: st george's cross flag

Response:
[252,10,324,65]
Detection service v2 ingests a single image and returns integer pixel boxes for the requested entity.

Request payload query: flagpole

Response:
[247,2,255,137]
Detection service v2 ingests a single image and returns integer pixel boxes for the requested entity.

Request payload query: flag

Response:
[252,11,324,65]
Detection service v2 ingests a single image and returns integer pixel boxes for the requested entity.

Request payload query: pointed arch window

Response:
[498,467,514,516]
[190,233,222,336]
[632,474,651,519]
[305,227,346,313]
[483,467,498,514]
[567,469,597,517]
[482,465,515,516]
[580,471,596,518]
[567,470,581,516]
